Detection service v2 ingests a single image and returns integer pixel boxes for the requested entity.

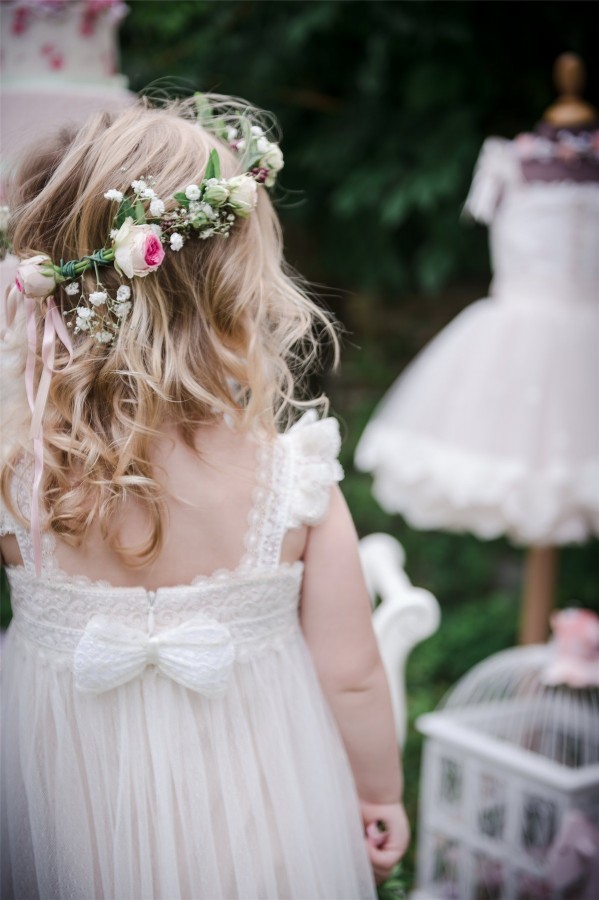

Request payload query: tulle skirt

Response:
[1,624,376,900]
[355,296,599,545]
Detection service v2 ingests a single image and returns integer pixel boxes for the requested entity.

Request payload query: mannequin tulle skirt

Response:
[355,294,599,545]
[0,624,376,900]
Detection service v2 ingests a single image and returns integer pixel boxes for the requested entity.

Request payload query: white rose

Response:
[15,255,57,298]
[262,144,284,186]
[185,184,201,201]
[89,291,107,307]
[112,217,165,279]
[227,176,258,218]
[256,136,269,154]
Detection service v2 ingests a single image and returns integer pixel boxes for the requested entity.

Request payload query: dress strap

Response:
[243,434,293,570]
[246,411,344,570]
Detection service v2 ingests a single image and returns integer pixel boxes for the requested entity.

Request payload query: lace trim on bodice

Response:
[7,562,305,667]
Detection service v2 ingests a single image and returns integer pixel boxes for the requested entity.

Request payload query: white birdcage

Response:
[412,610,599,900]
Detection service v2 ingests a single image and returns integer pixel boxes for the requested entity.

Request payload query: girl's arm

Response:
[300,485,409,880]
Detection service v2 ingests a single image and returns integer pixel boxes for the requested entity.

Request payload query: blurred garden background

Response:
[2,0,598,892]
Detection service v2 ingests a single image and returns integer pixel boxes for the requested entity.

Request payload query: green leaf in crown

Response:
[203,149,221,182]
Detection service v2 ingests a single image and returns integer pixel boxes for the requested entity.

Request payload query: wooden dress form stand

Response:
[520,53,598,644]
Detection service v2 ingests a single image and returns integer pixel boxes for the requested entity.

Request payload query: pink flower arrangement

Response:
[113,219,165,279]
[15,255,57,298]
[543,608,599,688]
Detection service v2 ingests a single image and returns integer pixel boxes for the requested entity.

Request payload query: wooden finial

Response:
[543,52,598,127]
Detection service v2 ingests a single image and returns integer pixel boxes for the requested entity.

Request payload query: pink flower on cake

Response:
[113,218,165,278]
[15,255,57,298]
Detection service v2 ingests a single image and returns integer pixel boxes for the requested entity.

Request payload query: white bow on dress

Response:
[73,614,235,696]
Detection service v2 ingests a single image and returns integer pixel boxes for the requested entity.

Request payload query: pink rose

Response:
[543,608,599,688]
[144,232,164,268]
[113,218,165,279]
[15,255,57,298]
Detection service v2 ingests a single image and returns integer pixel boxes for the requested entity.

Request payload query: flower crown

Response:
[10,118,284,345]
[1,98,284,579]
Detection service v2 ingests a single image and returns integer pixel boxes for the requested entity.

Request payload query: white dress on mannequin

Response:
[355,138,599,545]
[0,414,377,900]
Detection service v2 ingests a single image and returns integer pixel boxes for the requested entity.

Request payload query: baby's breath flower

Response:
[76,307,93,319]
[251,125,264,137]
[140,187,156,200]
[104,189,123,202]
[131,179,147,194]
[185,184,201,201]
[149,198,165,217]
[170,233,184,251]
[65,282,80,295]
[114,301,132,318]
[116,285,131,301]
[227,126,238,142]
[89,291,107,307]
[200,202,217,220]
[95,331,113,344]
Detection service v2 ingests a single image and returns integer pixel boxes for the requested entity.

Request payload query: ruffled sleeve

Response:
[281,410,344,529]
[463,137,521,224]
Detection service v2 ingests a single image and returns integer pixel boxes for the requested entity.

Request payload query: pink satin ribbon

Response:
[6,289,74,575]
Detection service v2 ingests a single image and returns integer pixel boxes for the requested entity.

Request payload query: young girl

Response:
[0,96,408,899]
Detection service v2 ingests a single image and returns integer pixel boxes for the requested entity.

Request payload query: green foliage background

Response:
[121,0,597,295]
[2,1,598,893]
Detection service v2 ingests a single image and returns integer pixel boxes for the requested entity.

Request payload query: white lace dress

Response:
[0,414,377,900]
[355,138,599,545]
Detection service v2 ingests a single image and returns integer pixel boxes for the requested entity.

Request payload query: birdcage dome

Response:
[413,609,599,900]
[438,641,599,770]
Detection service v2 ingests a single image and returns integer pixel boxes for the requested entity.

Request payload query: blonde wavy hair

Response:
[1,95,338,566]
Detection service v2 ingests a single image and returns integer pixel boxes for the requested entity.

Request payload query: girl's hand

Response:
[361,800,410,884]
